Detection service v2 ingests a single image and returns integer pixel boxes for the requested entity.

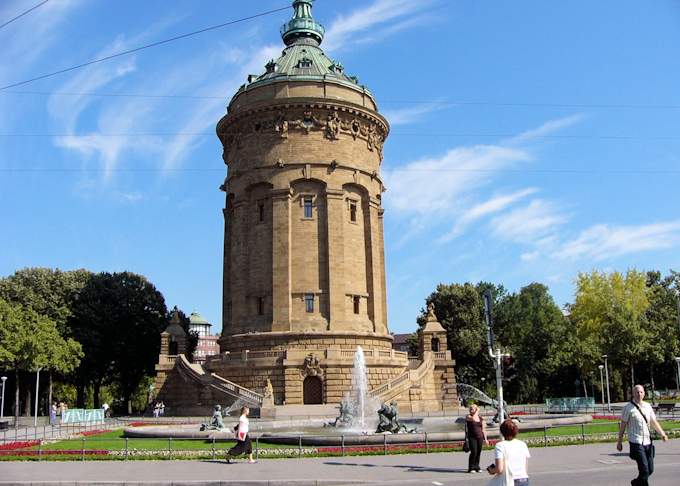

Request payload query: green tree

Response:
[0,268,91,334]
[0,298,82,420]
[643,271,680,390]
[69,272,167,413]
[570,270,650,399]
[0,268,90,409]
[493,283,569,402]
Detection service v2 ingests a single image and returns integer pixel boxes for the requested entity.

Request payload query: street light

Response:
[483,289,509,423]
[0,376,7,419]
[34,368,42,427]
[602,355,611,412]
[598,365,605,408]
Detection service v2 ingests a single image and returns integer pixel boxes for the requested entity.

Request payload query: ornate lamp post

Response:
[0,376,7,418]
[602,355,611,412]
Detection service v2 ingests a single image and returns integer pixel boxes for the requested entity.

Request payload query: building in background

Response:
[188,312,219,363]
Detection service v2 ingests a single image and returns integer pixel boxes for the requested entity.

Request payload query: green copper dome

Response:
[231,0,372,102]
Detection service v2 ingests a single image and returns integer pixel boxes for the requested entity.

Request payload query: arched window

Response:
[431,337,440,352]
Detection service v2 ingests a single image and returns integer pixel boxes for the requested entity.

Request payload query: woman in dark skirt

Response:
[227,406,255,463]
[465,404,489,473]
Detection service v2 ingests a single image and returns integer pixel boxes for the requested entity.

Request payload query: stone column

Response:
[271,188,292,331]
[325,187,346,329]
[222,206,232,333]
[365,197,385,333]
[378,207,388,329]
[231,199,248,333]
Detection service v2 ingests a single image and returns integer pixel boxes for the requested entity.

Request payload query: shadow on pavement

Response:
[322,461,466,474]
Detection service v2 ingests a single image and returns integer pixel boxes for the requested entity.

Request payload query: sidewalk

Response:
[1,439,679,485]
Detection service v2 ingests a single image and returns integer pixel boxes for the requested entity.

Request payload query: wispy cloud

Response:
[382,101,447,126]
[507,114,585,145]
[490,199,568,243]
[554,221,680,260]
[438,188,538,242]
[383,145,531,214]
[323,0,436,52]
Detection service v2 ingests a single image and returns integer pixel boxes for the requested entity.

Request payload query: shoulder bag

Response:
[463,420,470,452]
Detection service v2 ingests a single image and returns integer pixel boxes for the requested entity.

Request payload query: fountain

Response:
[124,351,593,445]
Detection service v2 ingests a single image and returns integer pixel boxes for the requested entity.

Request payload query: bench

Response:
[654,403,679,415]
[0,420,10,430]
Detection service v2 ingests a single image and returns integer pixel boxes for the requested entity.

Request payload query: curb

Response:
[0,482,372,486]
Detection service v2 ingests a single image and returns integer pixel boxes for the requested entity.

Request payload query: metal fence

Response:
[2,422,678,461]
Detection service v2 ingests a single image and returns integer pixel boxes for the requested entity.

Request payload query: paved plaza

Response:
[1,439,679,485]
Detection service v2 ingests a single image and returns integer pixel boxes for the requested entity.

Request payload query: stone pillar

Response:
[231,199,248,333]
[271,188,292,331]
[378,207,388,329]
[366,197,385,333]
[222,204,232,333]
[325,187,345,329]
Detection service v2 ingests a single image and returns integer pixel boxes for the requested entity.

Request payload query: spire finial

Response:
[280,0,325,46]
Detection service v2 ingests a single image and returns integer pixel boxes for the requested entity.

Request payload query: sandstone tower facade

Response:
[155,1,457,413]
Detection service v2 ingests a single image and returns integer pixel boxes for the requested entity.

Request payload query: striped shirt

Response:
[621,401,655,445]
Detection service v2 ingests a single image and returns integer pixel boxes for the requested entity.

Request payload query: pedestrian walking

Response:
[617,384,668,486]
[486,419,530,486]
[159,401,165,417]
[153,401,160,418]
[465,404,489,473]
[226,406,255,463]
[49,402,57,425]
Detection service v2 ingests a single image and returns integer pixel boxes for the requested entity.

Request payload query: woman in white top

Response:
[487,419,530,485]
[227,406,255,463]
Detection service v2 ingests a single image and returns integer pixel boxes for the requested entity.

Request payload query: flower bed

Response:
[81,429,112,436]
[0,441,39,451]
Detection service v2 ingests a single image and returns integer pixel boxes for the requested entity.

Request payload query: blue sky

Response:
[1,0,679,335]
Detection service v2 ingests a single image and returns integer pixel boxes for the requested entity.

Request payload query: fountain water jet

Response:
[351,346,369,429]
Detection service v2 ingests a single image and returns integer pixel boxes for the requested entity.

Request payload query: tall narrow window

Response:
[353,295,360,314]
[349,201,357,222]
[303,196,313,218]
[258,202,265,222]
[257,297,265,316]
[304,293,314,313]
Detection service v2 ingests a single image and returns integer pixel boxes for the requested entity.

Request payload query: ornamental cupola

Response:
[227,0,376,111]
[280,0,325,46]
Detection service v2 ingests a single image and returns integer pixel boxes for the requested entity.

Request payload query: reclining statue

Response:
[200,405,225,431]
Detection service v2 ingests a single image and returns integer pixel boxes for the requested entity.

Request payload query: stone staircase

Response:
[176,355,263,407]
[369,353,435,404]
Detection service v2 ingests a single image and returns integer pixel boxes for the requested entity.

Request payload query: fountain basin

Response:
[123,413,591,445]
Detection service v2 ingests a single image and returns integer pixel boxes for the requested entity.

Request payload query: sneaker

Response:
[248,459,257,464]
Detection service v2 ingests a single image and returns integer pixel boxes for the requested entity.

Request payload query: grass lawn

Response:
[2,419,679,461]
[33,430,285,452]
[520,419,680,438]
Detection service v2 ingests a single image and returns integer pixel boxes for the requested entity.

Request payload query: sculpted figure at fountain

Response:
[200,405,225,431]
[325,397,356,427]
[375,401,414,434]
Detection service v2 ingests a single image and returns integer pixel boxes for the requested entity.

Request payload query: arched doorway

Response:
[303,376,323,404]
[431,337,440,352]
